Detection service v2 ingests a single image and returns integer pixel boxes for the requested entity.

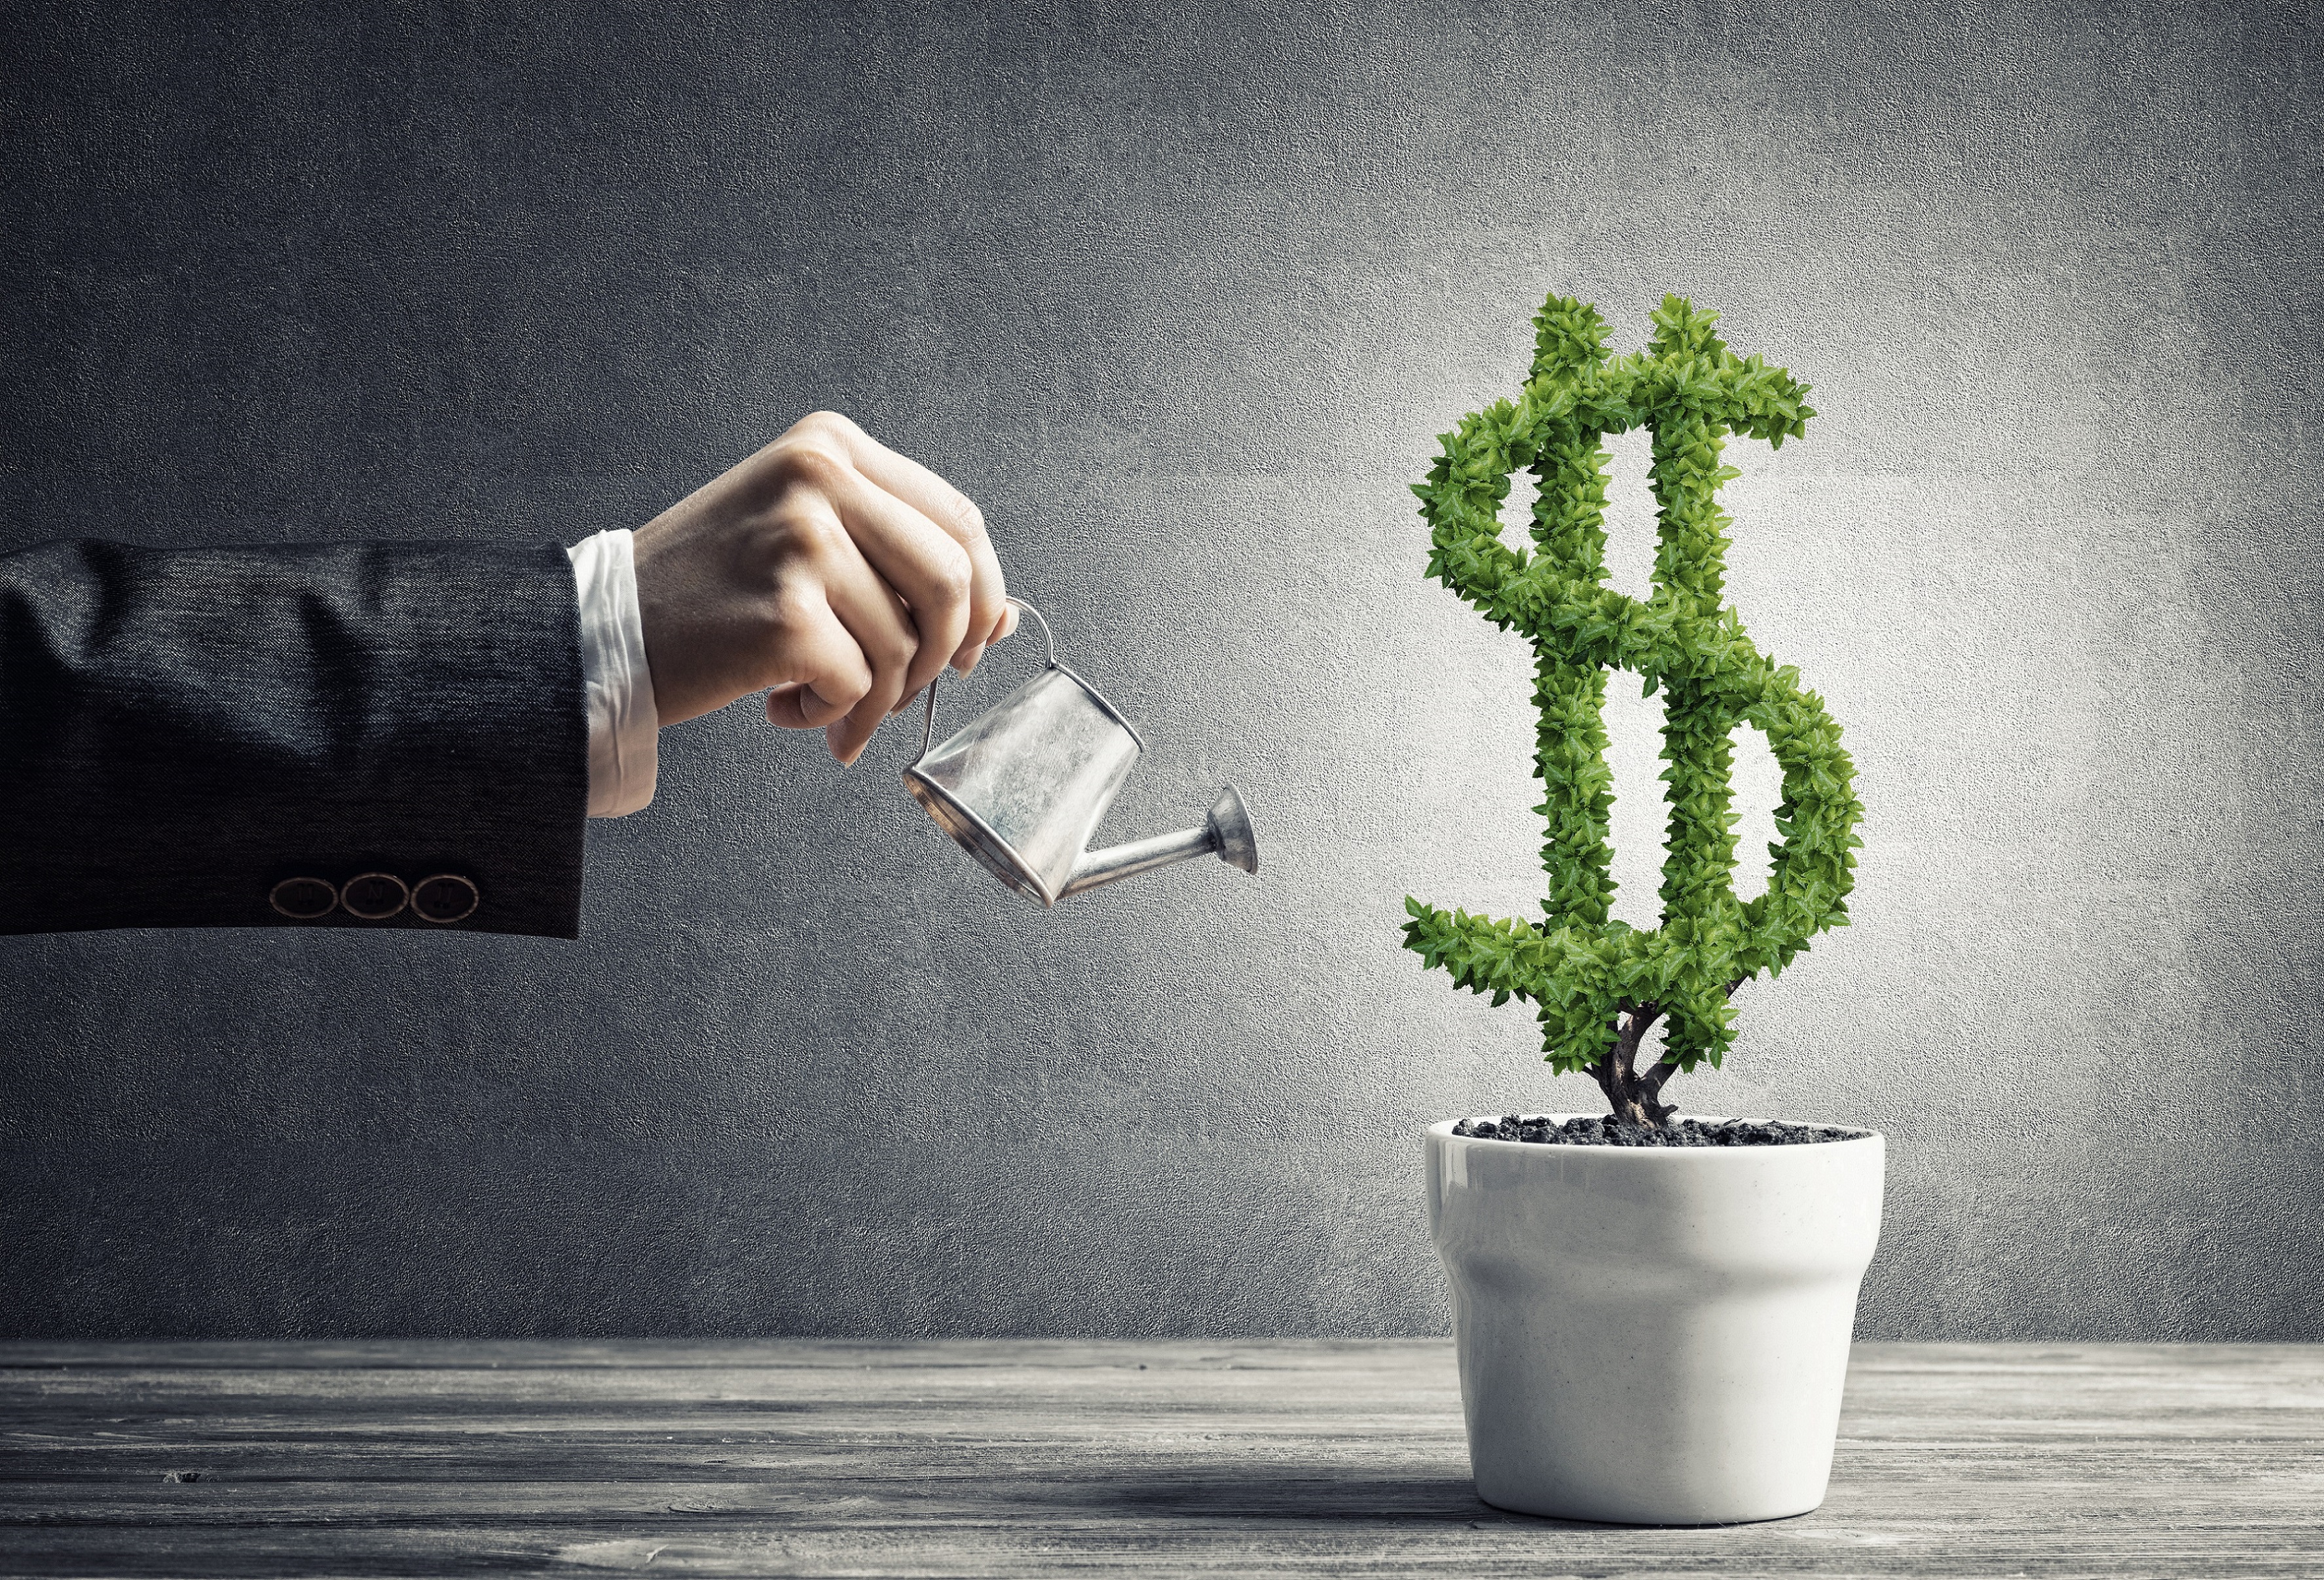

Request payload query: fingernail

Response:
[957,644,986,674]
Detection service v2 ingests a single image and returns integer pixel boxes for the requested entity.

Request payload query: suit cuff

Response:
[567,528,659,817]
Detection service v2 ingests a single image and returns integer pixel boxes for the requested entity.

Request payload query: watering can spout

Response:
[1058,786,1260,900]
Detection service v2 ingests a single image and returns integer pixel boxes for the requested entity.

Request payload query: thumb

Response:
[762,598,871,730]
[765,682,854,729]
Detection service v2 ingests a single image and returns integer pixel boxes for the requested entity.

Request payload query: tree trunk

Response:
[1587,979,1745,1128]
[1589,1002,1676,1128]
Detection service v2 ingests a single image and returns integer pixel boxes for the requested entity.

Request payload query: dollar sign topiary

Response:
[1403,293,1864,1127]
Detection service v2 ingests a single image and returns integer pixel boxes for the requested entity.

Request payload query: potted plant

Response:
[1405,293,1877,1525]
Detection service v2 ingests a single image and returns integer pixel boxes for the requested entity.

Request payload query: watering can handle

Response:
[915,597,1057,761]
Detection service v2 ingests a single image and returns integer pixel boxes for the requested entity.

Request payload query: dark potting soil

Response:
[1450,1114,1855,1147]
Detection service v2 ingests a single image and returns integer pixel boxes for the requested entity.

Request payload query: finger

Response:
[762,595,872,731]
[817,541,922,765]
[943,602,1026,702]
[803,413,1008,671]
[820,464,973,705]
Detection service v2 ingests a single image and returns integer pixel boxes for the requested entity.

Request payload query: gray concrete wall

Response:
[3,0,2317,1340]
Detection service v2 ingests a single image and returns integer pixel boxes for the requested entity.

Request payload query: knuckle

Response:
[767,584,824,637]
[771,506,842,566]
[795,409,861,445]
[876,636,919,676]
[771,576,820,616]
[771,437,848,492]
[928,545,973,606]
[948,495,988,544]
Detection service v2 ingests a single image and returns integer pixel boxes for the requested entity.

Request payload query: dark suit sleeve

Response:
[0,538,589,938]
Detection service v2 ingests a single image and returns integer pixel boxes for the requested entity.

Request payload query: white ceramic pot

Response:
[1426,1115,1885,1524]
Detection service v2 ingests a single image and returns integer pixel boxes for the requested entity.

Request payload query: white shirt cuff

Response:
[567,528,659,817]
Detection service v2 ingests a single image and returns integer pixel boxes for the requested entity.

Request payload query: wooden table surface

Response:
[1,1341,2318,1577]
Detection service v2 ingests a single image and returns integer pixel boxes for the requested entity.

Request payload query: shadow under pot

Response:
[1425,1115,1885,1524]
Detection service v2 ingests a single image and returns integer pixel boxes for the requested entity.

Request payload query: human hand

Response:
[631,413,1017,764]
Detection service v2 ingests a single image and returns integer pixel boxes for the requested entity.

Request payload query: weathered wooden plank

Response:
[1,1342,2318,1578]
[0,1340,1416,1371]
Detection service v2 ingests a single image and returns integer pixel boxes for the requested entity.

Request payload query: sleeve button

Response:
[340,872,409,921]
[268,877,339,920]
[411,874,479,924]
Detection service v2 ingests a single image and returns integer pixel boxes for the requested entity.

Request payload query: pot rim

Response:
[1429,1113,1882,1148]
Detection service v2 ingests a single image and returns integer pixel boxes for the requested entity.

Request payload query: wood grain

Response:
[2,1342,2317,1577]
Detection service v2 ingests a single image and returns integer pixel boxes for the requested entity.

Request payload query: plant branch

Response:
[1638,976,1748,1103]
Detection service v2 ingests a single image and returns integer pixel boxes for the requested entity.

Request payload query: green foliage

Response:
[1403,293,1864,1077]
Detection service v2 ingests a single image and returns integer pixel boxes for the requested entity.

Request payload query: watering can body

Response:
[902,603,1257,907]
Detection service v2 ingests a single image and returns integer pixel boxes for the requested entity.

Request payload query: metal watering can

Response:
[904,600,1259,907]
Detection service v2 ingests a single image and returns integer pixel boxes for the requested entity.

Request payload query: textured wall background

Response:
[3,0,2317,1340]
